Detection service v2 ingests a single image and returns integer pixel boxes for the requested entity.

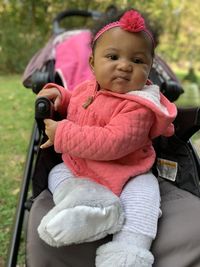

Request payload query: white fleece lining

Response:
[127,85,169,115]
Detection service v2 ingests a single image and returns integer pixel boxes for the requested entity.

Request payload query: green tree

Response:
[0,0,200,74]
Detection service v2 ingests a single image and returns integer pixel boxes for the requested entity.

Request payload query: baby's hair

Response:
[91,8,157,57]
[91,10,124,51]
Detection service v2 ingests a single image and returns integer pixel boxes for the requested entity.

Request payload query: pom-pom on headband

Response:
[93,10,155,47]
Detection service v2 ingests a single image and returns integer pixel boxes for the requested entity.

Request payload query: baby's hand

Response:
[40,119,58,149]
[37,87,62,111]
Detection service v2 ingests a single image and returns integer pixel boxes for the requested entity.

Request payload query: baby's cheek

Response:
[143,66,150,76]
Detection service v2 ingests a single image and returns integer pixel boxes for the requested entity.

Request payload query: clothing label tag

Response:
[156,158,178,182]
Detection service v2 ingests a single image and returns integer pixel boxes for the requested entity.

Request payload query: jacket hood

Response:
[100,83,177,139]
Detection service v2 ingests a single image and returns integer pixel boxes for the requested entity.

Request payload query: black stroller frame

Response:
[6,9,200,267]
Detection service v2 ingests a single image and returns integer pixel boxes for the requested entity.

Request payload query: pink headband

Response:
[93,10,155,47]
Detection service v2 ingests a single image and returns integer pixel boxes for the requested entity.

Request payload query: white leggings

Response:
[48,163,160,242]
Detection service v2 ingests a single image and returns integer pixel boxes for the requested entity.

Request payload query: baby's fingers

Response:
[40,139,53,149]
[54,96,61,111]
[44,118,53,126]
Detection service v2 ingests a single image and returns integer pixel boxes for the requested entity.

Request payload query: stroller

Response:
[6,8,200,267]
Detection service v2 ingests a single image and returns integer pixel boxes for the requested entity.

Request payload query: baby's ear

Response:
[89,54,95,72]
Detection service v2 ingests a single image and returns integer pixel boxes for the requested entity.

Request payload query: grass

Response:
[0,75,35,267]
[0,73,199,267]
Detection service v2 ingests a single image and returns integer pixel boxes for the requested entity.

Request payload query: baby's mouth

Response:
[114,76,130,81]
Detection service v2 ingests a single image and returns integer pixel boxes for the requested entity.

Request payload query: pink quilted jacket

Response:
[44,80,177,195]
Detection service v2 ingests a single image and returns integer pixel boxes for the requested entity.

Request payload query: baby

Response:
[37,9,177,267]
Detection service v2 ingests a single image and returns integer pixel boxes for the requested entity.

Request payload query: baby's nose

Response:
[118,60,132,72]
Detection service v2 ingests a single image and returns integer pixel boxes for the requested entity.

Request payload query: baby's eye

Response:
[106,54,118,60]
[133,58,144,64]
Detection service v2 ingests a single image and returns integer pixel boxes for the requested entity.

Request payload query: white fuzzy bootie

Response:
[38,178,124,247]
[96,241,154,267]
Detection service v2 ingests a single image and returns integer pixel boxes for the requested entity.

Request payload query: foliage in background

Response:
[0,0,200,74]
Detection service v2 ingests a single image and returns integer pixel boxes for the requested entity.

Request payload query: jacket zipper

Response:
[82,83,99,109]
[82,96,94,109]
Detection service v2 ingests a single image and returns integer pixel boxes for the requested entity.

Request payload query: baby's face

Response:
[90,27,153,93]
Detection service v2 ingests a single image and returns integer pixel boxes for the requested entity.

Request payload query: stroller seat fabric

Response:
[26,179,200,267]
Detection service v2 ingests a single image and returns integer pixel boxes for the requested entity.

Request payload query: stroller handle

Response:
[53,9,102,35]
[35,97,54,120]
[174,107,200,141]
[35,97,54,134]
